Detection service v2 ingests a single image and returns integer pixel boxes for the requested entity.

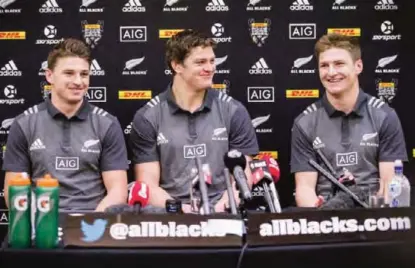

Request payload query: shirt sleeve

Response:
[229,103,259,156]
[378,109,408,162]
[290,121,318,173]
[100,119,129,171]
[2,121,31,173]
[129,111,159,164]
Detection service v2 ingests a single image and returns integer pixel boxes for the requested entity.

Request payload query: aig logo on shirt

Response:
[56,157,79,170]
[183,144,206,159]
[336,152,358,167]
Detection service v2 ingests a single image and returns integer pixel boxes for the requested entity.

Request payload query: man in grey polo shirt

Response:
[130,29,259,213]
[291,34,407,208]
[2,38,129,211]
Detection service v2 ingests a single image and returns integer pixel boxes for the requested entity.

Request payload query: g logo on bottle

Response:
[37,195,51,213]
[13,194,28,211]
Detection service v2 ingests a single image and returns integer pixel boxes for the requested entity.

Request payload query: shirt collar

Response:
[322,89,367,118]
[45,96,90,120]
[166,83,214,114]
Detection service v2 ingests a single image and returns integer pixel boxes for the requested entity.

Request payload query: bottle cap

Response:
[9,173,30,186]
[37,174,59,187]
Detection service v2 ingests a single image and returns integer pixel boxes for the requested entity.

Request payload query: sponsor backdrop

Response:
[0,0,413,239]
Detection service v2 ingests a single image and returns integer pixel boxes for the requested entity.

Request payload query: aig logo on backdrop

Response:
[86,87,106,103]
[56,157,79,170]
[183,144,206,159]
[247,87,274,103]
[120,26,147,42]
[289,23,316,39]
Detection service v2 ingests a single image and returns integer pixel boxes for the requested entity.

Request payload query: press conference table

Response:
[1,240,415,267]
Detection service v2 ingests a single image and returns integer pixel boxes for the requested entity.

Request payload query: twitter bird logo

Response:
[81,219,108,243]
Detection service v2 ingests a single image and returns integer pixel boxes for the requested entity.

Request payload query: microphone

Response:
[308,159,369,208]
[223,150,252,201]
[224,168,238,215]
[195,156,210,215]
[128,181,150,213]
[249,159,276,213]
[261,156,282,213]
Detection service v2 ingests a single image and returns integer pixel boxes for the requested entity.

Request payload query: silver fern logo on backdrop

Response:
[80,0,104,12]
[291,55,315,74]
[375,55,399,74]
[248,18,271,47]
[82,20,104,49]
[123,57,147,75]
[332,0,357,10]
[247,0,271,11]
[0,0,21,13]
[163,0,188,12]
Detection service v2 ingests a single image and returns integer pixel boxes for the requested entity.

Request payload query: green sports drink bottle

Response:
[8,173,32,248]
[34,174,59,249]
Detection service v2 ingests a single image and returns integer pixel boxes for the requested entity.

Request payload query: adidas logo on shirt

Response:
[122,0,145,12]
[157,133,169,145]
[90,59,105,76]
[249,58,272,75]
[0,60,22,76]
[374,0,398,10]
[312,137,325,149]
[30,138,46,151]
[290,0,313,11]
[206,0,229,12]
[39,0,63,13]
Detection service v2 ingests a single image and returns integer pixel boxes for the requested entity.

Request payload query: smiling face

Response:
[46,56,90,105]
[318,47,362,97]
[172,46,216,91]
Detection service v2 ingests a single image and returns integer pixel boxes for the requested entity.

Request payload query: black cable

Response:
[236,242,248,268]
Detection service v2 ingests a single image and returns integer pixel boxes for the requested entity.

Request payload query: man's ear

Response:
[171,61,183,74]
[45,68,53,84]
[355,58,363,75]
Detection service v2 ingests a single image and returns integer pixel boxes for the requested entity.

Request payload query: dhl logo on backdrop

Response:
[327,28,361,36]
[212,84,227,90]
[159,29,184,39]
[84,24,101,30]
[379,82,395,88]
[44,84,52,92]
[286,89,319,98]
[118,90,152,100]
[0,31,26,40]
[255,151,278,160]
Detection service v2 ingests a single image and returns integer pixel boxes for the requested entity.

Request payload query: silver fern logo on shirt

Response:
[81,139,101,154]
[212,127,228,141]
